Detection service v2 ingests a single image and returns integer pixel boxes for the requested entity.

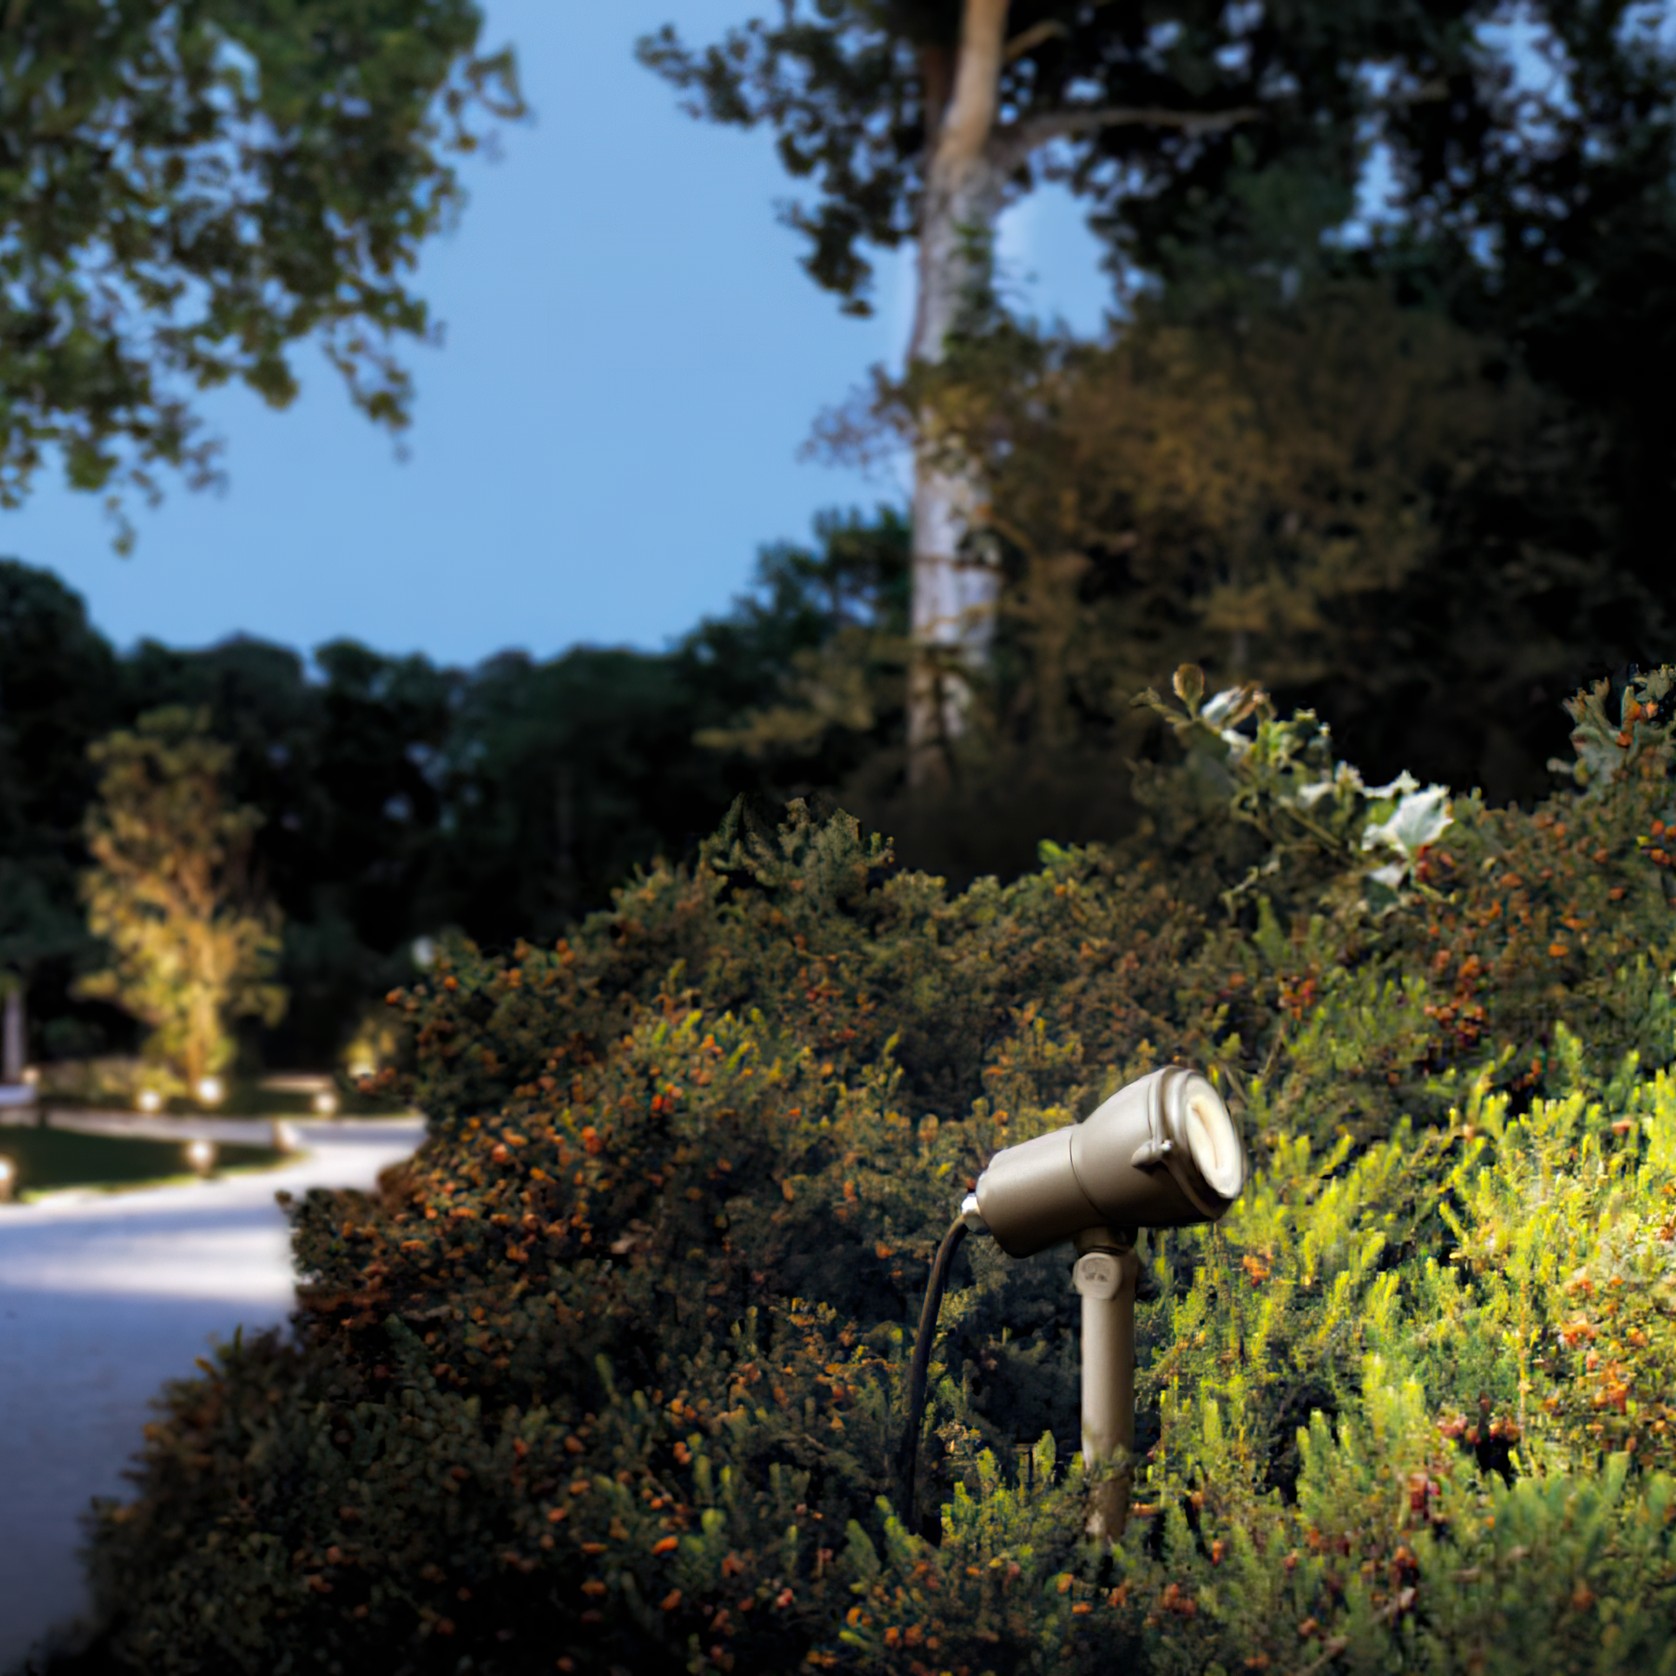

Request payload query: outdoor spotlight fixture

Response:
[137,1090,163,1115]
[313,1090,339,1117]
[0,1155,14,1204]
[898,1065,1246,1544]
[195,1077,225,1107]
[186,1139,218,1179]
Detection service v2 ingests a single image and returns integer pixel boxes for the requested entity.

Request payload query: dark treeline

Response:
[0,512,909,1070]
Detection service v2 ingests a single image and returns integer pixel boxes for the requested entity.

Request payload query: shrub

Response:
[34,663,1676,1676]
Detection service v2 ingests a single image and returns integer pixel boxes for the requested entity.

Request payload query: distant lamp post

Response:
[186,1139,218,1179]
[195,1076,225,1107]
[313,1089,339,1117]
[0,1156,14,1204]
[137,1089,163,1115]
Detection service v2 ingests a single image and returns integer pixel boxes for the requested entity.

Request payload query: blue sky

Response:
[0,5,1579,674]
[1,2,1113,673]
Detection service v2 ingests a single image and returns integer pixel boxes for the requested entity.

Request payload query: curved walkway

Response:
[0,1113,428,1675]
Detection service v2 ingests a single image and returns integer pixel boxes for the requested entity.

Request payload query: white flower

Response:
[1361,784,1453,861]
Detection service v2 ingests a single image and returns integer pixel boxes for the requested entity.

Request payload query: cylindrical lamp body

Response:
[973,1066,1242,1257]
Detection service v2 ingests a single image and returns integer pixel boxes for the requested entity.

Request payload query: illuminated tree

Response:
[76,706,286,1087]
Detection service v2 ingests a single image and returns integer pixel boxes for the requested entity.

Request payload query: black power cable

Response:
[895,1212,970,1525]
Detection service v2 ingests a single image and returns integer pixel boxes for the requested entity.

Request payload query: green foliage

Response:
[75,706,287,1086]
[35,664,1676,1675]
[683,506,911,769]
[1128,663,1455,927]
[839,271,1548,766]
[636,1,1500,323]
[0,0,522,546]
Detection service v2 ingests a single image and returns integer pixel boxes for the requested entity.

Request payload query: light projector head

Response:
[967,1065,1245,1257]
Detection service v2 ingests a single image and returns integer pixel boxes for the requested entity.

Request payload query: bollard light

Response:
[313,1089,339,1117]
[186,1138,218,1178]
[137,1089,163,1115]
[195,1076,225,1107]
[901,1065,1247,1544]
[0,1155,14,1204]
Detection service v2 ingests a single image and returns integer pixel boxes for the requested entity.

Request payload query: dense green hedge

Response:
[24,664,1676,1675]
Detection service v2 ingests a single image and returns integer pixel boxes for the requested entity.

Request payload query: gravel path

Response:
[0,1114,427,1675]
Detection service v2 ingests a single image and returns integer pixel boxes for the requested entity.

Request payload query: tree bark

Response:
[905,0,1011,791]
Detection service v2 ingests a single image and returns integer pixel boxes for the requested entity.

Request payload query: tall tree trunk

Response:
[906,0,1011,792]
[1,978,24,1084]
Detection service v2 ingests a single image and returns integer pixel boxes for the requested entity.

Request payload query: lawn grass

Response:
[0,1127,292,1203]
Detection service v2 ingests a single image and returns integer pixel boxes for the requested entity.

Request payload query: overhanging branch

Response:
[1005,0,1120,62]
[1012,103,1264,152]
[1003,19,1067,63]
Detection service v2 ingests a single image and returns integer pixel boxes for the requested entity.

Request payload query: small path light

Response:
[20,1067,39,1088]
[0,1155,14,1204]
[137,1089,163,1115]
[186,1139,218,1179]
[901,1065,1246,1544]
[312,1089,339,1117]
[195,1076,225,1107]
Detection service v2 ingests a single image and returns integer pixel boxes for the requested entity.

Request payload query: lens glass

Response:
[1182,1079,1242,1200]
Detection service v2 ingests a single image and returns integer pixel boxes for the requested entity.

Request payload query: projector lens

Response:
[1181,1078,1242,1200]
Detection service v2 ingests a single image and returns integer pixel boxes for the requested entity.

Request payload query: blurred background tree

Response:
[636,0,1604,793]
[0,560,123,1072]
[3,5,1676,1073]
[75,706,287,1088]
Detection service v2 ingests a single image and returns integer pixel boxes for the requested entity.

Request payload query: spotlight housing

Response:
[965,1065,1244,1254]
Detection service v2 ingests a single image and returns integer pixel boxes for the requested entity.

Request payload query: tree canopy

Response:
[636,0,1504,319]
[0,0,521,546]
